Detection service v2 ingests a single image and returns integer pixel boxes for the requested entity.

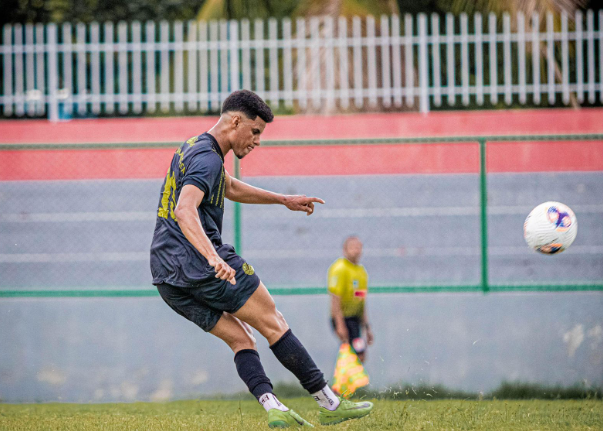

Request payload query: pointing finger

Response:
[306,197,325,204]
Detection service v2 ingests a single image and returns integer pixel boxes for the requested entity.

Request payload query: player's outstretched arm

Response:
[225,171,324,215]
[174,184,236,284]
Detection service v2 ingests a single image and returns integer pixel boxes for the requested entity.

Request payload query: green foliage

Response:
[353,381,601,401]
[197,0,400,21]
[0,0,205,25]
[396,0,444,16]
[2,0,596,29]
[197,0,300,21]
[491,381,601,400]
[197,380,602,401]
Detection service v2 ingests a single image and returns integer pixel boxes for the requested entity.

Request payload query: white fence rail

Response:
[1,11,602,120]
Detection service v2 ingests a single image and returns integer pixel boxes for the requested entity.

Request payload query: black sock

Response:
[234,349,274,400]
[270,329,327,394]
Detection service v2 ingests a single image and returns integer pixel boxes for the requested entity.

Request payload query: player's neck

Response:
[207,122,233,156]
[344,256,359,265]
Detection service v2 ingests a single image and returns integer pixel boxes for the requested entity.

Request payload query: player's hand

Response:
[335,323,349,344]
[208,255,236,285]
[283,195,325,216]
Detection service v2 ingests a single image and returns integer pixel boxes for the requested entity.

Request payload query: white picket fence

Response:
[1,11,602,120]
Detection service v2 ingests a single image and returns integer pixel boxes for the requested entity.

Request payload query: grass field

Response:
[1,398,601,430]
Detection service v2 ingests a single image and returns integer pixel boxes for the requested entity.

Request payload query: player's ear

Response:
[232,113,241,129]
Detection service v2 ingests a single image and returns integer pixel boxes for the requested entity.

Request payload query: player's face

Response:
[232,115,267,159]
[344,238,363,264]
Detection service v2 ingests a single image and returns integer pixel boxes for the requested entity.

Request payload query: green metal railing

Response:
[1,133,602,298]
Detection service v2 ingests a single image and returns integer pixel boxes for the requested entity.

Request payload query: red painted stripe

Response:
[0,149,172,181]
[1,108,602,144]
[488,141,603,173]
[240,144,479,176]
[0,148,236,181]
[2,141,602,181]
[1,109,602,180]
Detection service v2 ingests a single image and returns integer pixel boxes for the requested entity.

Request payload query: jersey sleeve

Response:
[327,264,347,296]
[182,150,223,197]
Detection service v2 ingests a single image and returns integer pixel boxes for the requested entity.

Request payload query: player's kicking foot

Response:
[318,397,374,426]
[268,409,314,428]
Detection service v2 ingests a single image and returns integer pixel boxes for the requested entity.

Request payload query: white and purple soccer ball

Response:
[523,201,578,255]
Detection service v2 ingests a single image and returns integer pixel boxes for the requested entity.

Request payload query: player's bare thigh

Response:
[210,312,257,353]
[233,282,289,345]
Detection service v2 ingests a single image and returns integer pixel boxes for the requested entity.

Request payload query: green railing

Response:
[1,133,602,298]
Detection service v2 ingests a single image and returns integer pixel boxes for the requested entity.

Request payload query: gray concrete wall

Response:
[1,172,602,402]
[0,292,601,402]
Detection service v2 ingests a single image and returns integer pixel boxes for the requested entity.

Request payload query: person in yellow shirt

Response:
[328,236,374,363]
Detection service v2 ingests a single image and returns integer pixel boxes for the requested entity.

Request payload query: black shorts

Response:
[331,316,365,352]
[156,244,261,332]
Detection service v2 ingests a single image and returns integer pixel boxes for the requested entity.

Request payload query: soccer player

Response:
[328,236,374,363]
[150,90,373,428]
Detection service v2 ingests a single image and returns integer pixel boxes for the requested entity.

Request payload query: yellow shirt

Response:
[327,258,368,318]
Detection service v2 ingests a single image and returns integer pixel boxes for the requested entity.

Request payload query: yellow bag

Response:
[331,343,369,398]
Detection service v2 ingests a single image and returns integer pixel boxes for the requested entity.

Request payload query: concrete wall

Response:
[1,172,602,402]
[1,292,601,403]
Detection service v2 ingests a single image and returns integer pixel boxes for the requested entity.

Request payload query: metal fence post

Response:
[47,23,59,122]
[418,13,430,113]
[479,138,489,293]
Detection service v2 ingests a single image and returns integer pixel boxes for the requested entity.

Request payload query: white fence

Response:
[1,11,602,120]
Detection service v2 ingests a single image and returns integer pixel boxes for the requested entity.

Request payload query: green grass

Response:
[1,399,601,430]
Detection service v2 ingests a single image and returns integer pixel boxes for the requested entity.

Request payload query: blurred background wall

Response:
[1,0,602,404]
[1,111,602,402]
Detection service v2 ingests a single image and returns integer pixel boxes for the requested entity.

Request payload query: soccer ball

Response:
[523,202,577,254]
[523,202,578,254]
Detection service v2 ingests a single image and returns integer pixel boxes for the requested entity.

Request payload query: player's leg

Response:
[209,312,276,402]
[207,245,372,425]
[345,317,367,363]
[158,283,269,390]
[157,283,311,427]
[233,282,326,391]
[231,281,289,344]
[210,313,313,428]
[234,282,374,424]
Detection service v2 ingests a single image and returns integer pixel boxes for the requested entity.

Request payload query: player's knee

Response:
[261,299,288,330]
[230,341,257,353]
[228,332,257,353]
[275,309,288,330]
[261,309,289,344]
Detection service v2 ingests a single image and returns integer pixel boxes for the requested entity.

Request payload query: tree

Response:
[0,0,206,26]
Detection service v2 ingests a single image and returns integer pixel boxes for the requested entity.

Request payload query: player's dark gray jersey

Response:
[150,133,226,287]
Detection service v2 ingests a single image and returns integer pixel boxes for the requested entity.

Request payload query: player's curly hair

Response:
[221,90,274,123]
